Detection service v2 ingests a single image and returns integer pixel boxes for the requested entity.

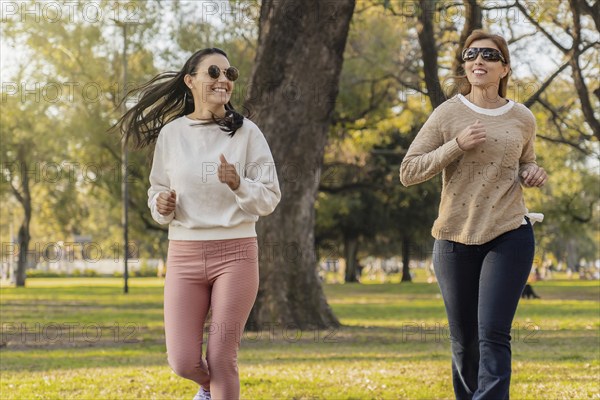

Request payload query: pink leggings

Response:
[164,237,259,400]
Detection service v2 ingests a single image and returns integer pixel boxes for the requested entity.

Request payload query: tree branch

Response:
[536,133,591,155]
[101,142,121,162]
[515,0,569,53]
[507,31,538,45]
[385,73,427,95]
[8,175,25,206]
[568,0,600,140]
[331,78,393,125]
[524,61,570,108]
[481,2,515,11]
[577,0,600,33]
[536,98,595,155]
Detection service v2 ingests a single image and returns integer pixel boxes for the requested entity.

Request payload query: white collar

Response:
[457,94,515,116]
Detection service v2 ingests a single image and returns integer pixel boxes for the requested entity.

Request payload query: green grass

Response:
[1,278,598,399]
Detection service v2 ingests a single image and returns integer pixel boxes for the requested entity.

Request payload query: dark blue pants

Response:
[433,221,534,400]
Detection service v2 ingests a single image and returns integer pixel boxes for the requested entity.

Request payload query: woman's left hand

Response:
[219,154,241,190]
[521,164,548,187]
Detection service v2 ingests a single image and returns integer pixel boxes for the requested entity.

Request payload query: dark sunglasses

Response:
[206,65,239,81]
[462,47,507,63]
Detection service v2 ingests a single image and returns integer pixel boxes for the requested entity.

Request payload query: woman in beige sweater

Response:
[400,30,547,400]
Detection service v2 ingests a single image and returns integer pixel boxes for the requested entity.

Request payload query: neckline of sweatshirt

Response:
[457,94,515,116]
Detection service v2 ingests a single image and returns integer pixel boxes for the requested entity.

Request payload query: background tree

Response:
[1,1,163,285]
[0,88,69,286]
[244,0,356,329]
[315,2,439,283]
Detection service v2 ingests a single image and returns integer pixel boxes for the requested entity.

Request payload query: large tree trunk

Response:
[452,0,482,76]
[343,234,359,283]
[416,0,446,109]
[244,0,356,329]
[15,146,32,287]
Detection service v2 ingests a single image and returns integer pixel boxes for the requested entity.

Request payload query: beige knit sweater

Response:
[400,95,537,245]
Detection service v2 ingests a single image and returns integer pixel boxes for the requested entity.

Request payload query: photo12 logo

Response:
[1,322,140,345]
[0,1,141,24]
[2,241,139,264]
[400,322,541,343]
[1,81,139,105]
[1,160,140,184]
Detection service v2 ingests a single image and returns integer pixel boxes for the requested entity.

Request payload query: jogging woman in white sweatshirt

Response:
[115,48,281,400]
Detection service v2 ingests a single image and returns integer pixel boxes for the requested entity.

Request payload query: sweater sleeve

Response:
[518,107,538,178]
[231,127,281,216]
[147,133,175,225]
[399,108,465,186]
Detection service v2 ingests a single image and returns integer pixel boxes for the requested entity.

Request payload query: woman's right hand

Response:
[456,120,487,151]
[157,190,176,216]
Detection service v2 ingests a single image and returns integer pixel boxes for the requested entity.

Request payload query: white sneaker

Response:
[192,387,211,400]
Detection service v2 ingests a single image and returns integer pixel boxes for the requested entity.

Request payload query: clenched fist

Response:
[218,154,240,190]
[521,165,548,188]
[456,120,486,151]
[157,190,176,216]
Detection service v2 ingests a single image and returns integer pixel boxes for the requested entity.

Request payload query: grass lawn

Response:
[0,277,598,399]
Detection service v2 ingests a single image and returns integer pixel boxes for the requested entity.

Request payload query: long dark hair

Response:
[112,48,244,149]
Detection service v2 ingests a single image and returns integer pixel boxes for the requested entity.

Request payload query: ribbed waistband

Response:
[168,222,256,241]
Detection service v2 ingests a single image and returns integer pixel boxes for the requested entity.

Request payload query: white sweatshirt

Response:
[147,116,281,240]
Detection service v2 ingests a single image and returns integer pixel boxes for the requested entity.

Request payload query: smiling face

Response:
[184,53,234,111]
[464,39,510,93]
